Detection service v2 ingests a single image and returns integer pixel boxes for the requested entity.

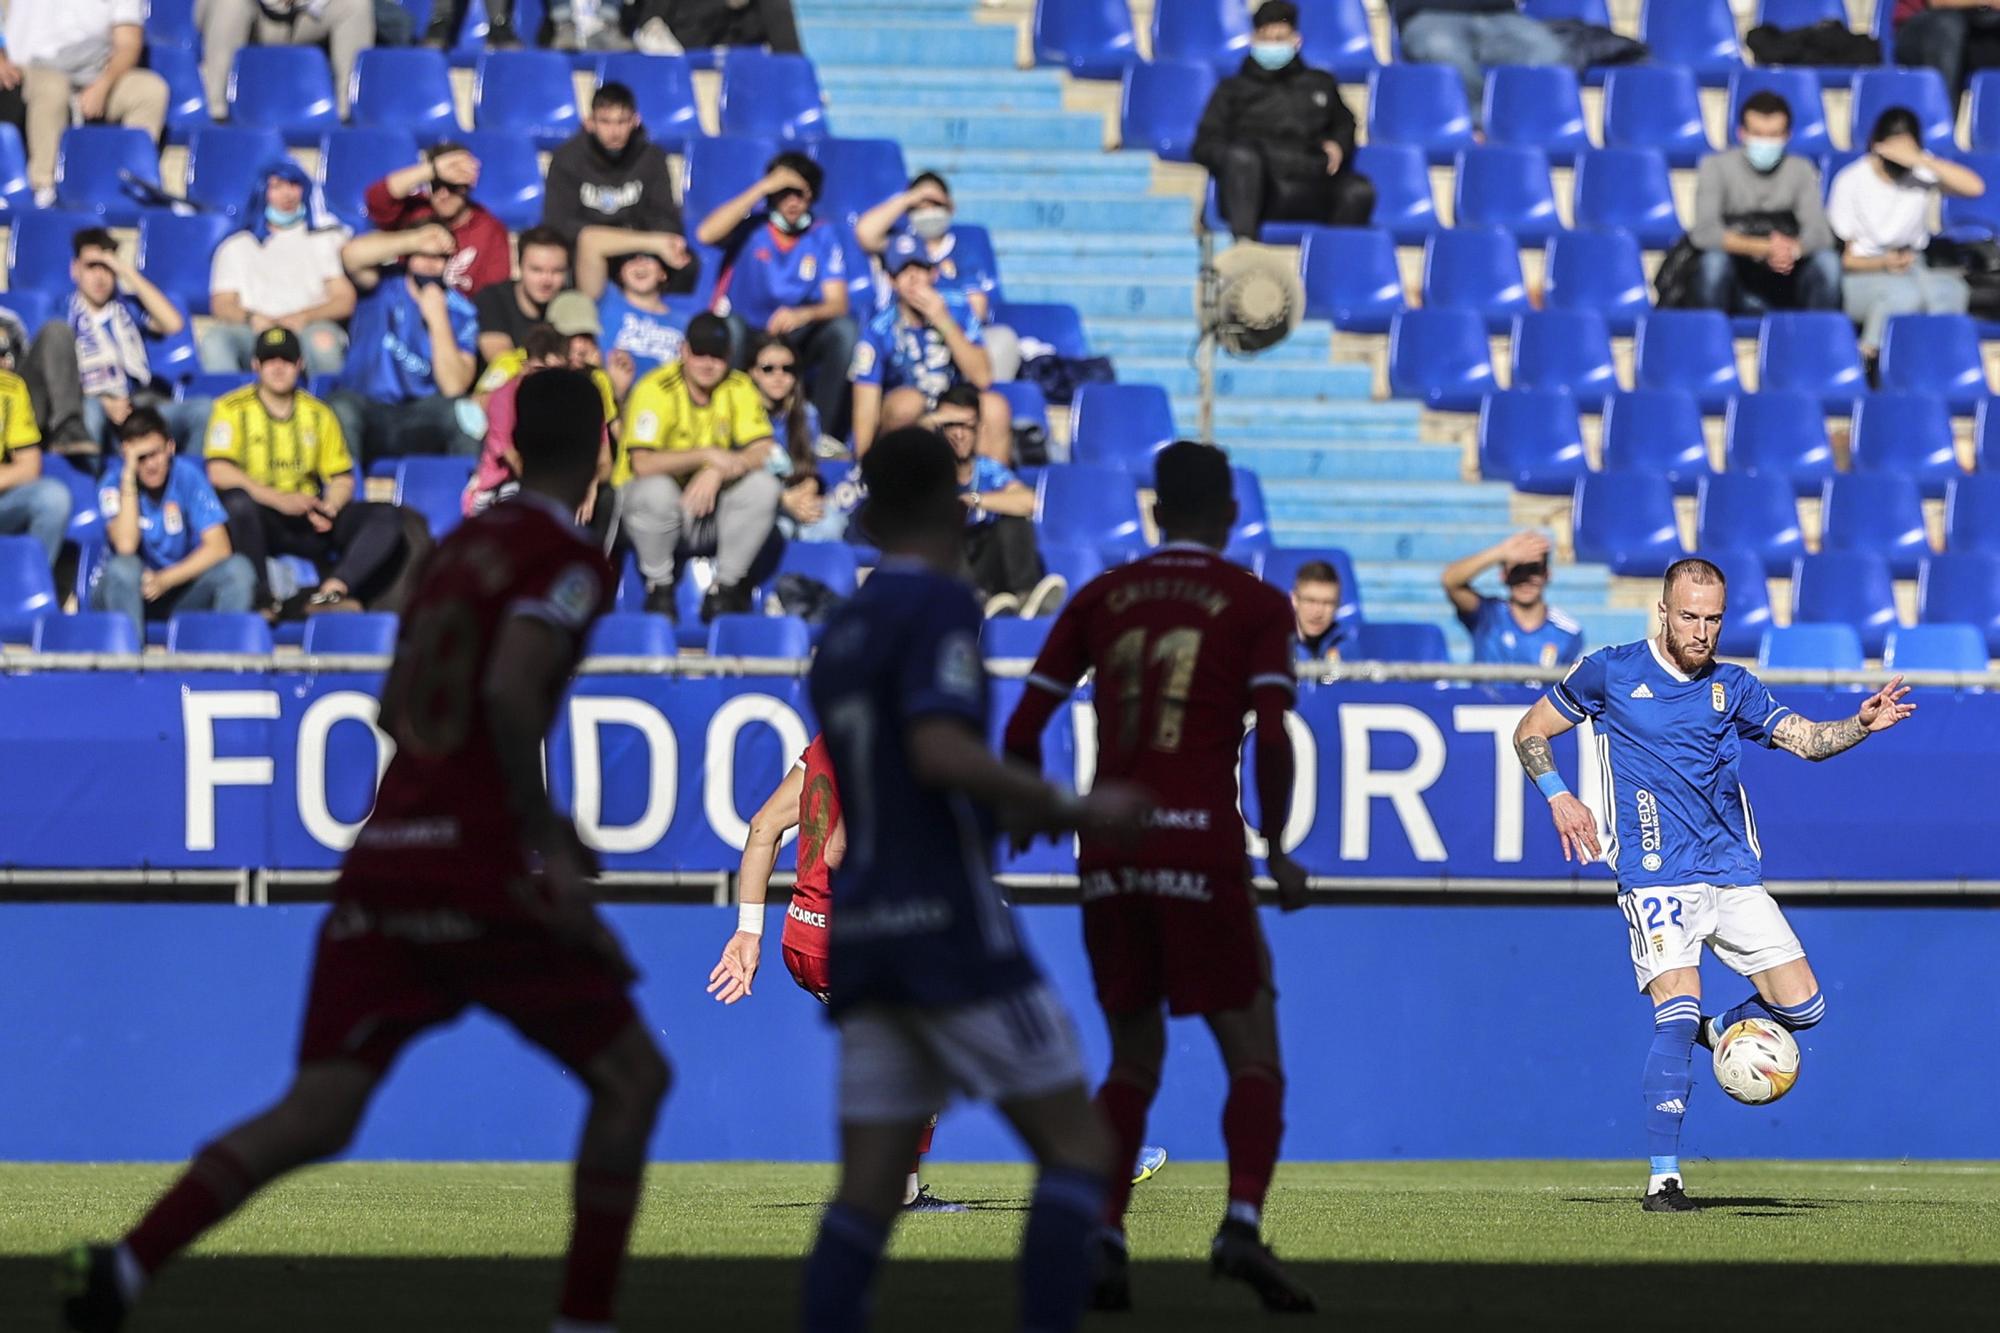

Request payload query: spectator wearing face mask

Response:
[854,171,1017,381]
[202,158,355,374]
[1690,91,1842,316]
[364,144,513,297]
[1829,105,1986,363]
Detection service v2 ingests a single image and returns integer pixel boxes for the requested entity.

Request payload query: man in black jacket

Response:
[542,83,693,290]
[1192,2,1374,241]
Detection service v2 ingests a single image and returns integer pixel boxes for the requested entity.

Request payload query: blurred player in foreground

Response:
[1004,441,1317,1314]
[799,426,1150,1333]
[62,371,667,1333]
[1514,557,1914,1212]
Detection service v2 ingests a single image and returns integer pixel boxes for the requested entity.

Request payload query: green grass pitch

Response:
[6,1161,1997,1330]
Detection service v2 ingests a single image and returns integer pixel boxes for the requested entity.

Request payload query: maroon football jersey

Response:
[782,733,840,960]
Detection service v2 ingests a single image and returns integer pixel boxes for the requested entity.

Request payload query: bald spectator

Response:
[0,0,166,208]
[365,143,513,297]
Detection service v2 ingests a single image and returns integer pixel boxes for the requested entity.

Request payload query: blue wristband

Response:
[1534,770,1570,801]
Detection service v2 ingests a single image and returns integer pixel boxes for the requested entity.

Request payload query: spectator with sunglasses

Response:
[364,143,512,297]
[747,331,852,543]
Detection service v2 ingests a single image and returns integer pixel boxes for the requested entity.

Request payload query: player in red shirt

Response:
[1003,440,1315,1315]
[61,371,669,1333]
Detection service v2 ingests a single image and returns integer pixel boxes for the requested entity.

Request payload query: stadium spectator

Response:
[1,0,167,208]
[475,226,572,365]
[1830,106,1986,361]
[365,144,513,296]
[542,84,689,270]
[0,309,96,457]
[695,150,856,436]
[577,227,692,376]
[1442,530,1583,666]
[636,0,803,53]
[933,383,1062,618]
[1690,92,1842,316]
[206,327,409,613]
[473,292,627,407]
[1391,0,1565,122]
[618,311,780,620]
[1291,559,1345,662]
[196,0,375,117]
[0,365,71,569]
[855,172,1019,380]
[202,159,356,375]
[748,330,851,543]
[421,0,521,47]
[1891,1,2000,105]
[329,224,481,459]
[95,407,255,635]
[850,234,1009,463]
[66,228,203,449]
[1193,1,1375,241]
[466,323,614,520]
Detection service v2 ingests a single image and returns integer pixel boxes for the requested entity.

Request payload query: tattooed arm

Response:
[1769,677,1917,761]
[1514,697,1601,864]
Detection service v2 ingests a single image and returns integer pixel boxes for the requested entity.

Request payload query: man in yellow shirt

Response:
[619,313,780,620]
[204,328,411,612]
[0,367,71,570]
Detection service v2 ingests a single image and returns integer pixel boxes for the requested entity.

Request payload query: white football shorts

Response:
[1616,883,1805,990]
[837,981,1087,1123]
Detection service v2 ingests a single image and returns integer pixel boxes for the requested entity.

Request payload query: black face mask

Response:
[1881,156,1914,182]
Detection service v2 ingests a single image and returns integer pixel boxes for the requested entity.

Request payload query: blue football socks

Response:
[1643,995,1700,1184]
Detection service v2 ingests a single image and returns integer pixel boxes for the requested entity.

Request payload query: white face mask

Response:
[908,206,952,240]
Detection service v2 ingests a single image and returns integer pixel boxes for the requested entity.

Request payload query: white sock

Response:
[1226,1200,1261,1230]
[902,1172,921,1206]
[1646,1172,1683,1196]
[113,1244,147,1303]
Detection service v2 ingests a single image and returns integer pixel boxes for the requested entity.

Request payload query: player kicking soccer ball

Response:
[60,371,669,1333]
[1004,441,1317,1314]
[799,426,1151,1333]
[1514,557,1915,1213]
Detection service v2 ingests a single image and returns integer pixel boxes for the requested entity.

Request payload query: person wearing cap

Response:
[206,326,411,613]
[576,224,692,379]
[474,227,574,367]
[202,158,356,375]
[695,150,857,437]
[364,143,512,297]
[618,311,781,621]
[1192,1,1373,242]
[1442,529,1584,667]
[850,233,1011,463]
[328,223,481,460]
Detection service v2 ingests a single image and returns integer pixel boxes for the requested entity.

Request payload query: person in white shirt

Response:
[202,158,357,374]
[0,0,166,206]
[1828,105,1987,359]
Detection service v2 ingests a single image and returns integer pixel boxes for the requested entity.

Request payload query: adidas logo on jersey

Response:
[1630,684,1655,699]
[1654,1098,1687,1115]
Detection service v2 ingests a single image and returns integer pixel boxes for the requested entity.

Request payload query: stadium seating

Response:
[1120,60,1216,163]
[1980,398,2000,472]
[597,54,702,154]
[1794,550,1901,657]
[1851,68,1954,152]
[982,614,1055,658]
[1974,71,2000,153]
[586,613,678,657]
[1758,313,1867,408]
[168,612,275,655]
[1849,392,1963,499]
[1920,553,2000,653]
[993,302,1090,359]
[993,381,1050,434]
[720,51,828,142]
[32,611,139,655]
[772,540,860,599]
[318,128,421,232]
[1727,70,1834,158]
[55,127,161,226]
[9,212,95,296]
[709,613,811,658]
[1884,623,1989,671]
[1601,65,1712,167]
[229,47,340,145]
[1634,310,1743,413]
[0,124,28,216]
[1368,65,1476,163]
[474,50,580,149]
[1038,463,1146,556]
[1351,621,1449,663]
[1640,0,1743,86]
[1695,547,1773,658]
[1542,230,1649,335]
[1261,545,1362,625]
[1300,226,1405,332]
[681,136,779,243]
[1452,147,1561,246]
[458,130,548,233]
[0,289,52,338]
[1572,149,1682,249]
[148,45,209,146]
[1698,473,1806,576]
[1033,0,1140,79]
[302,613,400,656]
[139,213,237,318]
[147,0,199,49]
[1524,0,1610,21]
[810,138,909,226]
[1483,66,1590,164]
[1759,623,1863,670]
[1943,151,2000,236]
[1477,389,1589,495]
[1879,315,1988,413]
[186,126,287,217]
[1821,473,1932,579]
[1602,389,1712,495]
[38,453,101,549]
[1230,467,1272,551]
[1039,543,1108,598]
[1298,0,1379,80]
[393,458,476,542]
[1069,383,1175,472]
[1723,390,1836,496]
[1423,228,1530,334]
[1353,143,1441,244]
[1571,472,1685,575]
[1509,309,1617,405]
[1387,307,1499,411]
[349,48,461,142]
[1152,0,1251,74]
[1946,475,2000,554]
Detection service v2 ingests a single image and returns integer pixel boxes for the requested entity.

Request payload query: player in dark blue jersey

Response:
[1514,557,1914,1212]
[800,427,1150,1333]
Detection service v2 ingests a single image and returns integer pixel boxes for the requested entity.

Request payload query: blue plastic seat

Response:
[147,0,199,49]
[0,536,57,643]
[1353,142,1439,244]
[982,615,1055,659]
[993,302,1089,359]
[1727,70,1834,158]
[1759,0,1851,26]
[685,135,787,244]
[1034,0,1140,79]
[1879,314,1988,413]
[597,53,702,154]
[394,457,476,542]
[148,45,209,147]
[1423,228,1530,334]
[994,381,1050,433]
[1634,310,1743,413]
[585,612,677,657]
[1152,0,1251,73]
[1484,65,1591,163]
[440,0,549,69]
[1973,71,2000,153]
[1230,467,1272,551]
[1070,384,1176,473]
[33,611,139,654]
[809,138,909,225]
[1920,552,2000,652]
[1601,65,1712,167]
[318,128,420,232]
[1823,473,1932,578]
[1697,473,1806,576]
[168,611,275,655]
[475,50,580,149]
[1452,146,1561,245]
[35,448,98,551]
[1039,542,1108,596]
[139,213,237,318]
[349,48,461,142]
[1524,0,1612,20]
[1758,623,1864,670]
[1758,312,1867,409]
[1979,396,2000,471]
[1351,621,1449,663]
[1885,623,1989,671]
[457,129,547,233]
[720,51,827,142]
[1943,150,2000,236]
[1387,308,1500,411]
[1724,390,1836,496]
[1543,229,1649,335]
[1851,67,1955,152]
[1298,0,1379,79]
[1038,463,1146,555]
[1603,389,1713,495]
[8,212,95,296]
[1572,149,1682,250]
[1572,472,1685,575]
[299,612,399,655]
[1511,309,1618,405]
[709,613,811,658]
[1640,0,1743,87]
[185,126,287,217]
[1793,551,1900,657]
[774,540,860,598]
[1261,545,1363,626]
[941,223,1001,303]
[55,127,161,225]
[1120,59,1217,163]
[1478,389,1590,495]
[1850,391,1963,499]
[1946,474,2000,554]
[229,46,339,145]
[1368,64,1476,164]
[1694,546,1773,657]
[0,289,52,336]
[0,124,29,216]
[1300,226,1404,333]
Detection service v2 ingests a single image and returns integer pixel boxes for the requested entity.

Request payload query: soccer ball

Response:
[1713,1018,1801,1105]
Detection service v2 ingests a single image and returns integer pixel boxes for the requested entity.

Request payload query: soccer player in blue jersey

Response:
[1442,530,1584,666]
[801,426,1151,1331]
[1513,557,1914,1211]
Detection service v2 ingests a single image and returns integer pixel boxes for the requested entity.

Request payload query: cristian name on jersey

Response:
[1546,639,1793,891]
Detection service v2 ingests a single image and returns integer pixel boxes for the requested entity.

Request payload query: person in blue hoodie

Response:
[201,158,356,375]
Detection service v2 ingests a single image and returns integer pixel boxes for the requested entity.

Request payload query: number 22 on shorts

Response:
[1641,895,1684,931]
